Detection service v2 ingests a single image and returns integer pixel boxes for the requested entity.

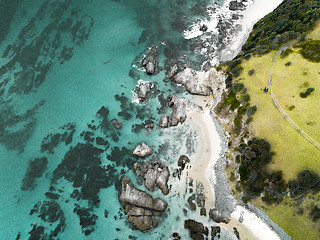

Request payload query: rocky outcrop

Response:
[209,209,231,224]
[184,220,209,240]
[159,115,169,128]
[134,162,170,195]
[229,1,246,11]
[133,143,153,157]
[120,176,168,232]
[168,94,202,126]
[142,46,159,75]
[172,68,224,96]
[178,155,190,171]
[137,82,152,102]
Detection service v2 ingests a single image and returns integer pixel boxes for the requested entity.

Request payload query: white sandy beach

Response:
[185,94,284,239]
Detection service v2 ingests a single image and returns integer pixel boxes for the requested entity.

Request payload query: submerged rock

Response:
[133,143,153,157]
[119,176,167,232]
[159,115,170,128]
[167,94,202,126]
[142,46,159,75]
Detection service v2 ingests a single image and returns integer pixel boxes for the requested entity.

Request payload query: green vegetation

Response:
[248,69,255,75]
[241,0,320,56]
[216,3,320,238]
[297,39,320,62]
[280,48,293,58]
[300,87,315,98]
[239,51,320,179]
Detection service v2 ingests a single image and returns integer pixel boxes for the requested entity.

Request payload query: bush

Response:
[246,117,253,124]
[288,105,295,111]
[280,48,293,58]
[233,83,244,92]
[300,87,315,98]
[224,91,240,110]
[231,67,241,78]
[298,39,320,62]
[247,105,257,117]
[242,94,250,102]
[248,69,255,75]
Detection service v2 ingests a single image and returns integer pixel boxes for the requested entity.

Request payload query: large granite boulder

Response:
[172,68,224,96]
[133,143,153,158]
[142,46,159,75]
[120,176,168,232]
[134,162,170,195]
[209,209,231,224]
[137,82,152,102]
[167,94,202,126]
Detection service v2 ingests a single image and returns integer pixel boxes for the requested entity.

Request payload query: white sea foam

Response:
[183,0,283,64]
[221,0,283,61]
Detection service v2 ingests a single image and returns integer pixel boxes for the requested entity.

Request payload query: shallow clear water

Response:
[0,0,241,239]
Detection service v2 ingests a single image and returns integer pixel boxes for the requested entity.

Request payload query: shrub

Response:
[288,105,295,111]
[298,39,320,62]
[242,94,250,102]
[280,48,293,58]
[231,67,241,78]
[300,87,315,98]
[248,69,255,75]
[247,105,257,117]
[233,83,244,92]
[246,117,253,124]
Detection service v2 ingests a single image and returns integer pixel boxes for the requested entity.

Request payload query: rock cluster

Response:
[184,219,209,240]
[171,67,225,96]
[229,1,246,11]
[184,219,225,240]
[167,94,202,126]
[134,162,170,195]
[142,46,159,75]
[119,176,167,231]
[132,143,153,158]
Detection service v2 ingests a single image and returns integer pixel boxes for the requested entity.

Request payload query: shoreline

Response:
[178,0,294,239]
[185,93,285,240]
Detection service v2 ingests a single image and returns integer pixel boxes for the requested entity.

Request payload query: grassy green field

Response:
[239,51,320,181]
[253,193,320,240]
[236,28,320,239]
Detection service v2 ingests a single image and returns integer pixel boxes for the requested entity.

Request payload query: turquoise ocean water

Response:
[0,0,241,239]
